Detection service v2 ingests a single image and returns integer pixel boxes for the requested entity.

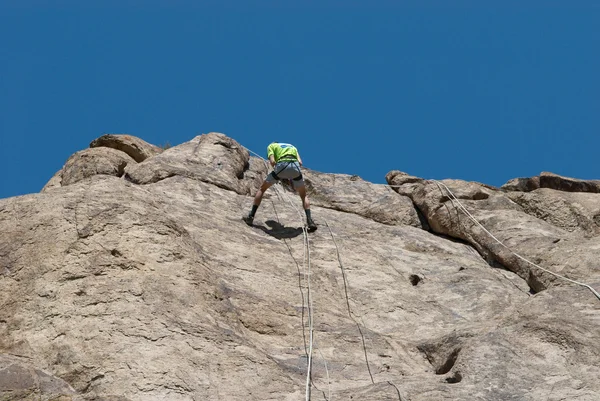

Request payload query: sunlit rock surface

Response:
[1,133,598,400]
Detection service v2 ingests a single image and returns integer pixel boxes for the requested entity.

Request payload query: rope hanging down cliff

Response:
[323,219,404,401]
[245,145,402,401]
[246,147,330,401]
[275,184,403,401]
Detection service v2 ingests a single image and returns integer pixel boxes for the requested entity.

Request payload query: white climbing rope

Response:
[323,219,406,401]
[245,146,408,399]
[303,223,314,401]
[243,146,328,400]
[273,184,321,401]
[323,219,375,384]
[430,180,600,301]
[316,346,332,401]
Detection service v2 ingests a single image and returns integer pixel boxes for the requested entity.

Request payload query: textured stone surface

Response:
[303,169,424,228]
[387,172,600,293]
[41,146,138,192]
[501,176,540,192]
[90,134,162,163]
[502,171,600,193]
[124,132,265,195]
[540,171,600,193]
[0,355,79,400]
[507,188,600,237]
[61,147,136,186]
[1,134,599,400]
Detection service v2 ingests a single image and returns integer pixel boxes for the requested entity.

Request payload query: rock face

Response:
[41,134,157,192]
[502,171,600,193]
[1,134,599,401]
[303,170,425,228]
[123,133,265,195]
[506,188,600,237]
[90,134,163,163]
[61,147,136,186]
[0,355,78,400]
[501,176,540,192]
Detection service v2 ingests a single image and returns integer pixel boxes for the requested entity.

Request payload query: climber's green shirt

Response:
[267,143,299,162]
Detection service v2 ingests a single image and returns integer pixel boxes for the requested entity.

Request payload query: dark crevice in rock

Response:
[436,348,460,375]
[237,161,250,179]
[413,201,430,231]
[215,140,235,149]
[540,172,600,193]
[418,339,467,385]
[488,258,511,271]
[123,173,134,183]
[526,271,544,294]
[409,274,422,286]
[472,191,489,200]
[439,191,489,203]
[485,257,537,294]
[427,231,473,248]
[62,274,88,282]
[445,371,463,384]
[82,373,105,393]
[116,162,128,177]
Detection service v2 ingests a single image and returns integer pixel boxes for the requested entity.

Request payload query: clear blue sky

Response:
[1,1,599,199]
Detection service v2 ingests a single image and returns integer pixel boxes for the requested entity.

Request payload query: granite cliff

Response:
[1,133,599,400]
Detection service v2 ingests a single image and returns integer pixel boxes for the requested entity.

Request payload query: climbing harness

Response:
[270,160,303,182]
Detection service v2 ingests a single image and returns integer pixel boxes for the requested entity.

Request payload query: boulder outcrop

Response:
[1,134,599,400]
[61,147,136,186]
[540,171,600,193]
[123,133,265,195]
[303,170,425,228]
[502,171,600,194]
[90,134,163,163]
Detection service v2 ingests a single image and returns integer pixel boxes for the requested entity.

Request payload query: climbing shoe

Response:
[307,218,317,232]
[242,215,254,226]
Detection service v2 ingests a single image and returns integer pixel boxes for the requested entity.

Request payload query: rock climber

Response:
[243,142,317,232]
